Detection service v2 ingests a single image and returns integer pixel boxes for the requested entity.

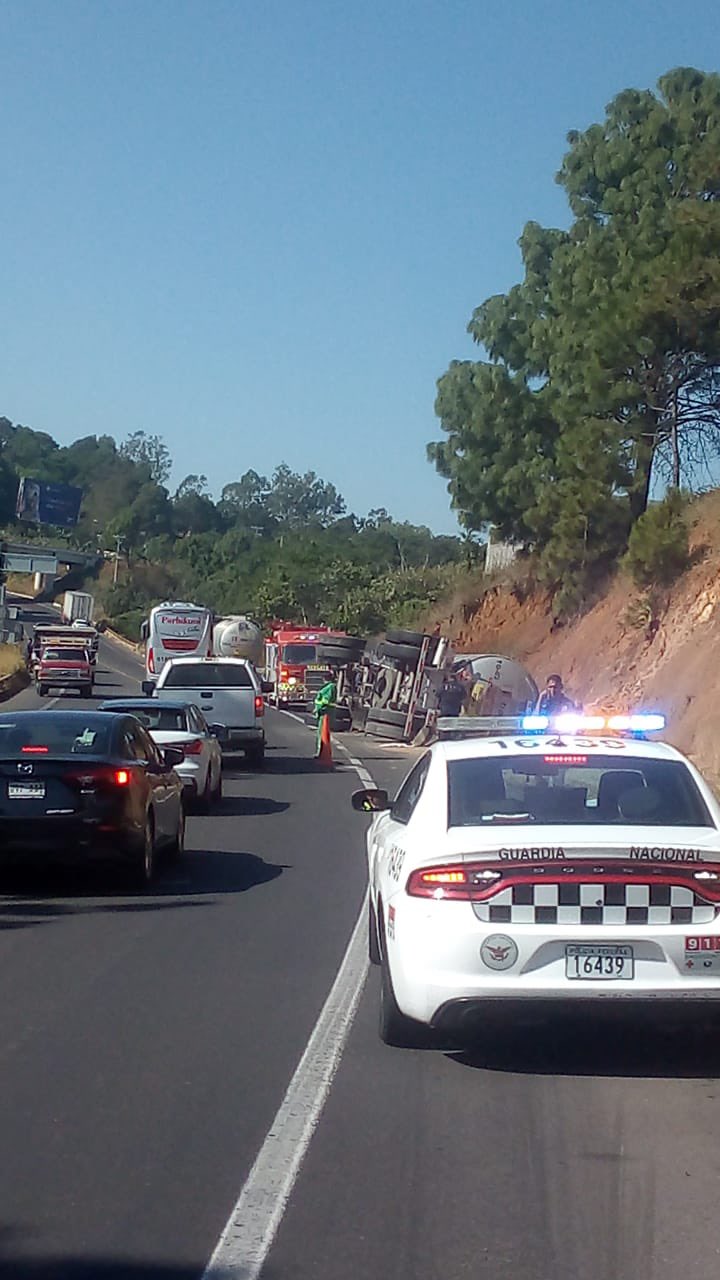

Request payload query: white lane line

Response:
[202,725,374,1280]
[202,891,370,1280]
[274,707,308,725]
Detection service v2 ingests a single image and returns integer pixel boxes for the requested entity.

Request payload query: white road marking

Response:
[202,890,370,1280]
[274,707,308,725]
[202,723,375,1280]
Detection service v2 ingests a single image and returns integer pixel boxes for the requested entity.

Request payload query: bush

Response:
[624,491,690,589]
[108,609,146,643]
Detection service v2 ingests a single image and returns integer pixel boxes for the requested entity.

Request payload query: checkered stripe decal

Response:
[474,883,717,925]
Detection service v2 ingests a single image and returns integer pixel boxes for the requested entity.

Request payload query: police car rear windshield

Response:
[447,756,712,827]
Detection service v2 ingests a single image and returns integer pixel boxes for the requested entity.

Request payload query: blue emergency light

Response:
[520,712,665,734]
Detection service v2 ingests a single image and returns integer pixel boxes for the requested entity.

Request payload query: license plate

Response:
[565,944,634,980]
[7,782,46,799]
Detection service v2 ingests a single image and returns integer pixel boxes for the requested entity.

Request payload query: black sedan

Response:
[0,711,185,885]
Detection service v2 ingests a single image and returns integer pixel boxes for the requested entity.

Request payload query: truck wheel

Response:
[377,641,421,664]
[81,684,93,698]
[385,629,425,647]
[246,744,266,768]
[37,684,47,697]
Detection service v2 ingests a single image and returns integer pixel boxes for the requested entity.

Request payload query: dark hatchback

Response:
[0,711,185,884]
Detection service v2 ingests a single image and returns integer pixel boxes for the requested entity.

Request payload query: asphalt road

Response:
[2,600,720,1278]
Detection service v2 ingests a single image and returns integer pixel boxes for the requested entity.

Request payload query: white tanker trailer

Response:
[211,616,264,665]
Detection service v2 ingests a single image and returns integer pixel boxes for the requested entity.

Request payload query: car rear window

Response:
[42,648,87,661]
[447,755,713,827]
[162,662,253,688]
[0,716,114,756]
[106,706,188,731]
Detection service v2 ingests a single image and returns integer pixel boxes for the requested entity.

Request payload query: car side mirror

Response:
[141,680,156,697]
[209,723,229,743]
[261,680,274,695]
[162,746,185,769]
[351,788,390,813]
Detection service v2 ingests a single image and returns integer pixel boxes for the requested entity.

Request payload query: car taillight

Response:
[175,738,203,755]
[71,767,131,789]
[406,864,503,900]
[148,647,155,674]
[255,695,265,716]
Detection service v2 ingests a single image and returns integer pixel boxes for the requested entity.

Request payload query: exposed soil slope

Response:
[431,492,720,780]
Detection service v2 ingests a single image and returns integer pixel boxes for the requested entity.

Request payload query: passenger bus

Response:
[141,602,213,682]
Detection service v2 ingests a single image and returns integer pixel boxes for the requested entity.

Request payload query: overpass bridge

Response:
[0,540,102,575]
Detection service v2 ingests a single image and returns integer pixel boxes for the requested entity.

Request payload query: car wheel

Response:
[369,899,381,965]
[37,684,47,697]
[197,772,212,814]
[133,818,156,887]
[167,806,186,862]
[212,767,223,805]
[82,684,93,698]
[378,919,429,1048]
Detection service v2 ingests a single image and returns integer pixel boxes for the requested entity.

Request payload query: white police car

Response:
[352,713,720,1046]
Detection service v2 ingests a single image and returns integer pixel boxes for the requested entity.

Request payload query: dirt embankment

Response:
[430,493,720,781]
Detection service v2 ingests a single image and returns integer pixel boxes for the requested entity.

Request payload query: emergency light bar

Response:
[437,712,665,739]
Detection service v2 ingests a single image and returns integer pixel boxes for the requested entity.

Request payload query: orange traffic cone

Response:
[317,712,333,768]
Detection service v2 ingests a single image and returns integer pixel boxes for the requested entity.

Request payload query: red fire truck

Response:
[265,625,341,709]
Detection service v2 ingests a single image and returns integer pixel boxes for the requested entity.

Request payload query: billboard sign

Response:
[15,477,83,527]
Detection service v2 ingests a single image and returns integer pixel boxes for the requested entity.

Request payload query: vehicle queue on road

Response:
[7,619,720,1051]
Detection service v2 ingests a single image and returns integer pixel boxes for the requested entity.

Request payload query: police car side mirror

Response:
[352,788,390,813]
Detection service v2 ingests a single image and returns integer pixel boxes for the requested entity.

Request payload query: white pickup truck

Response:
[144,657,270,766]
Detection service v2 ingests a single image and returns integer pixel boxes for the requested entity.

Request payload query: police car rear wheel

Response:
[379,944,427,1047]
[368,900,381,965]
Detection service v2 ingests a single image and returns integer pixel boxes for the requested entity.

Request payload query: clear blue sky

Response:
[1,1,717,532]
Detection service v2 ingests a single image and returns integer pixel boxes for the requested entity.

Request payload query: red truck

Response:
[264,625,339,709]
[35,643,94,698]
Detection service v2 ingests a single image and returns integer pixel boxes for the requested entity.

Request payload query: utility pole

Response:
[113,534,123,585]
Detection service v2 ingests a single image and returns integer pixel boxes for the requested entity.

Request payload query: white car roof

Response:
[431,735,688,765]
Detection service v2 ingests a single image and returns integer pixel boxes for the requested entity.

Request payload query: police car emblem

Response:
[480,934,518,971]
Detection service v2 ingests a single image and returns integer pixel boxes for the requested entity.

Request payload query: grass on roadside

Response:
[0,643,25,678]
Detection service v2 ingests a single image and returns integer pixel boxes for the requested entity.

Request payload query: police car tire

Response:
[379,948,426,1047]
[369,900,381,965]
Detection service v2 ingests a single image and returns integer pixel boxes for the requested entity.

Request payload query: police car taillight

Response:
[406,865,502,900]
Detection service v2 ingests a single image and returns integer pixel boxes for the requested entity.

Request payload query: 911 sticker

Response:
[387,845,406,881]
[685,936,720,972]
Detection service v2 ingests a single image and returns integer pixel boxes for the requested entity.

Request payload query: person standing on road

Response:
[314,676,337,755]
[534,674,576,716]
[437,674,465,718]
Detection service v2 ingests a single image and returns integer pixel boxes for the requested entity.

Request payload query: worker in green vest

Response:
[314,677,337,755]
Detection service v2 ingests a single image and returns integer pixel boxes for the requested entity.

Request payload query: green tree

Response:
[430,68,720,599]
[119,431,172,485]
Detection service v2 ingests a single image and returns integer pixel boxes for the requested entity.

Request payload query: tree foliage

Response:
[430,68,720,604]
[0,415,461,633]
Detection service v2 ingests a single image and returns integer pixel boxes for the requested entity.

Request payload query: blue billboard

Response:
[15,477,83,527]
